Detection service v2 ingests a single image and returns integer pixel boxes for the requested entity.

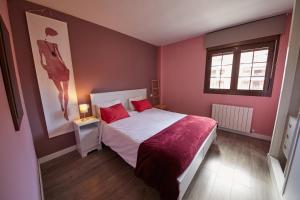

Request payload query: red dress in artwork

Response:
[37,40,70,82]
[37,39,70,121]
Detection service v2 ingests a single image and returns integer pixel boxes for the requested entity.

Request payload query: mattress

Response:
[101,108,186,167]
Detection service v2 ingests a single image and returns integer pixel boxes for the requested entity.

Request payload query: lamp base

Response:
[81,118,88,122]
[81,113,88,121]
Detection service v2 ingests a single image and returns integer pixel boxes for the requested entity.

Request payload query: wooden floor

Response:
[41,131,275,200]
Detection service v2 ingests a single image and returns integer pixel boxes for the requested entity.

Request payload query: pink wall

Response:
[160,15,291,137]
[0,0,41,199]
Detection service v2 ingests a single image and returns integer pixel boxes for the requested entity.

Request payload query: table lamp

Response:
[79,104,89,121]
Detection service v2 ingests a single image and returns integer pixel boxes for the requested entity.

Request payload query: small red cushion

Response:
[131,99,152,112]
[100,103,129,123]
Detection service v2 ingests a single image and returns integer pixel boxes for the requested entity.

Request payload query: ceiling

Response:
[27,0,294,46]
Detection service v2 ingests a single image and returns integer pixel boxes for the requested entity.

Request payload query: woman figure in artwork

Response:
[37,27,70,120]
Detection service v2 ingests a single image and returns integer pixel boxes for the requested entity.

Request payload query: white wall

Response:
[288,54,300,115]
[283,115,300,200]
[270,0,300,157]
[268,0,300,199]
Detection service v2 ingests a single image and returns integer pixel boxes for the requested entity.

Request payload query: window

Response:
[210,52,233,89]
[204,36,279,96]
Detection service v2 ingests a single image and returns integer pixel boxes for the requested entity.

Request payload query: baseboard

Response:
[37,160,44,200]
[38,145,76,164]
[218,127,272,141]
[267,154,284,200]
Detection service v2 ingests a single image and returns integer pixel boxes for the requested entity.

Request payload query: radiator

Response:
[212,104,253,133]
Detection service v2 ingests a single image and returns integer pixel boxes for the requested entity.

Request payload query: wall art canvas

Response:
[26,12,79,138]
[0,16,23,131]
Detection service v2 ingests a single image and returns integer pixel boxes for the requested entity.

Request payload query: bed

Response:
[90,88,217,200]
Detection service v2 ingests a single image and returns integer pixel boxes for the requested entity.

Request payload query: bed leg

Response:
[177,193,183,200]
[213,132,218,144]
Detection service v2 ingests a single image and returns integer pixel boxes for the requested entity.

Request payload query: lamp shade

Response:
[79,104,89,114]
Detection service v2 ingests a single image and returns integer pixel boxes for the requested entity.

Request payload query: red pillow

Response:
[131,99,152,112]
[100,103,129,123]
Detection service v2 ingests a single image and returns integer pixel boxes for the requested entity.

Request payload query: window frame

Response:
[204,35,280,97]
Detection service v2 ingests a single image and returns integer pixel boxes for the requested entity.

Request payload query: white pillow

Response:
[128,111,139,117]
[128,96,145,110]
[96,99,121,118]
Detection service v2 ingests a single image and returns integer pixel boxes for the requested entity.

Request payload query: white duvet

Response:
[101,108,186,167]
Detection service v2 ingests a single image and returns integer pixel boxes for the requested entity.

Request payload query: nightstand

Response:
[154,104,167,110]
[73,117,102,158]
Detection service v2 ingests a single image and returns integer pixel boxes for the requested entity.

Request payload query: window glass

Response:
[209,53,233,89]
[237,48,269,91]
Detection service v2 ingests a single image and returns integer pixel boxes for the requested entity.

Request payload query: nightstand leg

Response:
[81,152,88,158]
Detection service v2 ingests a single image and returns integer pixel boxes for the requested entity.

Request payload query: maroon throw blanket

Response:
[135,115,217,200]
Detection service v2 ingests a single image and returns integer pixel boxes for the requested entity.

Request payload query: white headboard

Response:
[90,88,147,116]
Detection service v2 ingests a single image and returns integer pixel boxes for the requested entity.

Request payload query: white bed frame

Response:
[90,88,217,200]
[90,88,147,116]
